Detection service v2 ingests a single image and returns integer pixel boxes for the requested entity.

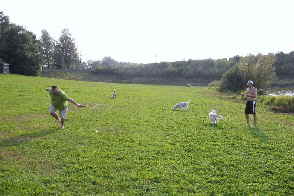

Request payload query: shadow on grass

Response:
[0,128,58,147]
[171,109,190,112]
[202,121,231,130]
[248,127,268,143]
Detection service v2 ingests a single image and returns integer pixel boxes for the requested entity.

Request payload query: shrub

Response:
[220,55,275,92]
[257,89,267,95]
[260,96,276,105]
[260,95,294,113]
[219,66,243,92]
[208,80,221,88]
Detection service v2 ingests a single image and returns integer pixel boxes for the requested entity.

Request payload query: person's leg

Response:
[253,114,257,127]
[253,101,257,127]
[50,112,60,121]
[60,118,65,129]
[245,101,250,127]
[60,107,68,129]
[245,114,250,127]
[49,105,60,123]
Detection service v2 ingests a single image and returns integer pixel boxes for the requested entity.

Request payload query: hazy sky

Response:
[2,0,294,63]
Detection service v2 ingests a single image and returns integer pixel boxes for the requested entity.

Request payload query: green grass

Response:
[0,74,294,195]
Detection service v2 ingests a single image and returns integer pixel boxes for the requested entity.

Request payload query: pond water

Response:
[268,90,294,96]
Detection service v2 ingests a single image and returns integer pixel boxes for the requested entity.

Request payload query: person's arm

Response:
[246,89,257,98]
[67,98,86,107]
[247,94,256,98]
[244,89,250,98]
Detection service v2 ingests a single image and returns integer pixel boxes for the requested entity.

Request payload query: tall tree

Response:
[56,29,79,69]
[2,24,41,75]
[0,11,10,59]
[0,11,41,75]
[40,29,55,69]
[0,11,9,39]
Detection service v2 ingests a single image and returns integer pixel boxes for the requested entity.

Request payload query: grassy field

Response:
[0,75,294,195]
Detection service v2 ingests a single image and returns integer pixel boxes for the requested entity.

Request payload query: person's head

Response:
[51,85,59,93]
[247,80,254,87]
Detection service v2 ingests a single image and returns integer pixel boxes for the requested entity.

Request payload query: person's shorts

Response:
[245,101,256,114]
[49,105,68,119]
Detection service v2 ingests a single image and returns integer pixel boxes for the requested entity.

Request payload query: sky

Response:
[2,0,294,63]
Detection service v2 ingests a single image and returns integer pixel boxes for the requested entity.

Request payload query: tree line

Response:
[1,11,294,91]
[89,52,293,91]
[0,11,80,75]
[89,56,237,81]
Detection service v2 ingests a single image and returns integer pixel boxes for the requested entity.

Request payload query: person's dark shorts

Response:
[245,101,256,114]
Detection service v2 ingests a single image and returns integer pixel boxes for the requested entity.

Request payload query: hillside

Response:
[0,75,293,195]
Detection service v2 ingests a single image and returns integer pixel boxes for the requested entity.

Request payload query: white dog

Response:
[208,109,223,126]
[173,100,191,110]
